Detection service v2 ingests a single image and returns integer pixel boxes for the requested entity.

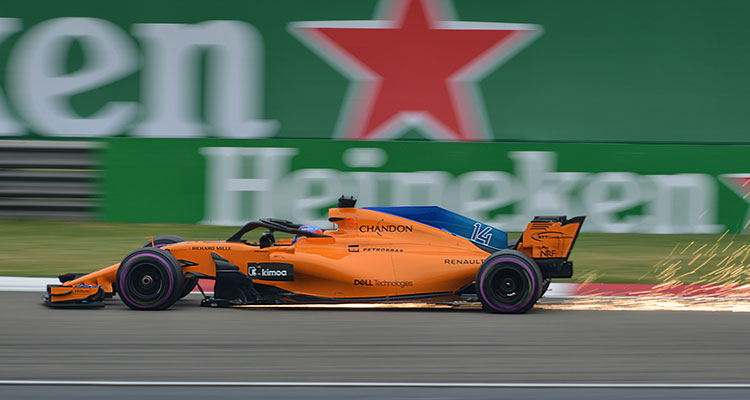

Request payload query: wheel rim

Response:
[118,251,179,310]
[126,262,166,303]
[487,266,528,304]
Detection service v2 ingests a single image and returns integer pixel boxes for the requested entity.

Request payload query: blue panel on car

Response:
[364,206,508,250]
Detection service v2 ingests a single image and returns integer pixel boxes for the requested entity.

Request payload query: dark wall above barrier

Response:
[0,0,748,143]
[0,140,101,219]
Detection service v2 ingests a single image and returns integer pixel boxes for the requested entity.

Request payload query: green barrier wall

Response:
[0,0,749,143]
[103,138,750,233]
[3,1,749,232]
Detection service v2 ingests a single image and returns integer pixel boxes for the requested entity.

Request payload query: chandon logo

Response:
[358,219,413,236]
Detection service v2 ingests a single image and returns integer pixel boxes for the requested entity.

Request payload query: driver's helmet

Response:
[292,224,324,244]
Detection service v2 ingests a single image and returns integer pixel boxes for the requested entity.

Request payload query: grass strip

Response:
[1,220,749,284]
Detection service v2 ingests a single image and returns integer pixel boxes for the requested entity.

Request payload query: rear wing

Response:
[517,216,585,260]
[516,216,586,261]
[515,216,585,279]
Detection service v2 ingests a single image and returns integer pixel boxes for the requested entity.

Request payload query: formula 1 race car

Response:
[43,197,585,314]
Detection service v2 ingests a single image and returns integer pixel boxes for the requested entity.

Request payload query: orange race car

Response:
[43,196,585,314]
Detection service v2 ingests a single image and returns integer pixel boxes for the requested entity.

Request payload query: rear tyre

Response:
[142,235,195,298]
[476,250,543,314]
[116,248,184,310]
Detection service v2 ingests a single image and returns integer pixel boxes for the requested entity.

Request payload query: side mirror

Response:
[259,231,275,249]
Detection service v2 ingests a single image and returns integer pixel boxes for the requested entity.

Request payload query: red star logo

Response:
[721,174,750,232]
[290,0,542,141]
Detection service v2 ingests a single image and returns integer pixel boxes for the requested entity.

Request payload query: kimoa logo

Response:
[289,0,541,141]
[249,267,287,277]
[261,269,287,277]
[247,263,293,281]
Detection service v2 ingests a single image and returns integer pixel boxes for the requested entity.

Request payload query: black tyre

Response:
[142,235,196,298]
[476,250,543,314]
[143,235,186,249]
[116,248,184,310]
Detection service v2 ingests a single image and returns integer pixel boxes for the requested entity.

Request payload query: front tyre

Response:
[116,248,184,310]
[142,235,195,298]
[476,250,543,314]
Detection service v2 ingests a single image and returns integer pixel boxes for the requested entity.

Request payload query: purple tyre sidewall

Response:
[118,252,176,310]
[155,242,193,292]
[478,256,538,313]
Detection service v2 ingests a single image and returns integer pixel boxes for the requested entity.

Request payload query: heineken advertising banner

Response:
[3,0,750,233]
[104,139,750,233]
[0,0,749,143]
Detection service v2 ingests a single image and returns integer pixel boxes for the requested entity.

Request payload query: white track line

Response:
[0,276,58,292]
[559,295,750,301]
[4,277,750,302]
[0,278,578,296]
[0,380,749,388]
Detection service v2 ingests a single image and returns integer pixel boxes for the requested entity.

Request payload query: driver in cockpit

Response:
[292,225,324,244]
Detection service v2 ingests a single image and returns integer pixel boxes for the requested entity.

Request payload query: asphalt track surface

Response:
[2,291,750,399]
[3,385,750,400]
